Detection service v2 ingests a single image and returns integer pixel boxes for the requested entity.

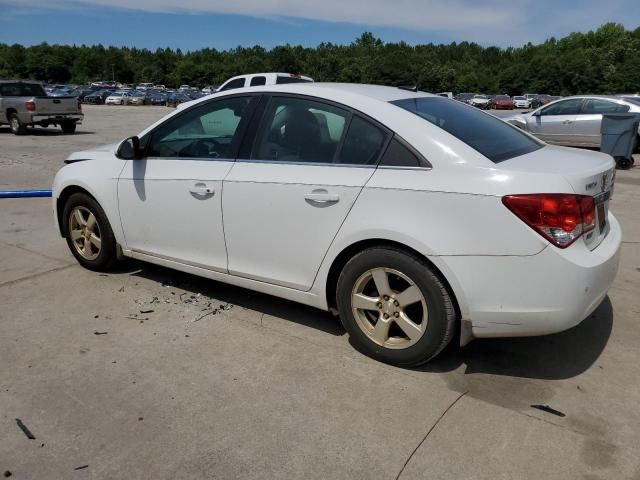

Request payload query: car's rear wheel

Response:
[61,121,77,134]
[62,193,117,271]
[9,113,27,135]
[336,247,456,366]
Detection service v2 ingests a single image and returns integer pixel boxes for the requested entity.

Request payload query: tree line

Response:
[0,23,638,95]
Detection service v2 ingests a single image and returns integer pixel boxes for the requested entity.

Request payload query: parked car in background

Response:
[202,86,218,94]
[491,95,514,110]
[127,91,150,105]
[149,91,168,105]
[84,89,113,105]
[178,85,191,91]
[469,94,491,109]
[530,95,553,109]
[217,73,313,92]
[524,93,539,104]
[105,91,130,105]
[136,83,154,91]
[0,80,83,134]
[503,95,640,149]
[454,93,475,104]
[53,83,620,367]
[165,91,191,107]
[512,96,530,108]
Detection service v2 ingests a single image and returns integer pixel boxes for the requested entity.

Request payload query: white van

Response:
[217,73,313,92]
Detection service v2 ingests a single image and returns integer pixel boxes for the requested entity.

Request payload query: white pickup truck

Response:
[0,80,84,135]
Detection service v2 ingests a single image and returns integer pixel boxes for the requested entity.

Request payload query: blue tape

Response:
[0,189,52,198]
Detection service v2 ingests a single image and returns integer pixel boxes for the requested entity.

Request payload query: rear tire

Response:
[336,247,456,367]
[61,121,77,134]
[9,113,27,135]
[62,193,118,271]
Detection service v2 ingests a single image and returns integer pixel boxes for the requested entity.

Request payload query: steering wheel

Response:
[182,139,221,158]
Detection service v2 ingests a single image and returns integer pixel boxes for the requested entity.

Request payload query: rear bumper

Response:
[31,114,83,124]
[442,212,622,339]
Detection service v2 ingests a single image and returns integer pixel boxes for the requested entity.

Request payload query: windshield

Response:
[391,97,543,163]
[514,96,526,100]
[0,82,46,97]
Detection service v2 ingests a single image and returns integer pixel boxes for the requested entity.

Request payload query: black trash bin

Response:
[600,113,640,169]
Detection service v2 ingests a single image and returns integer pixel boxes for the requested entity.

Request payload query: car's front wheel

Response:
[336,247,456,367]
[62,193,118,271]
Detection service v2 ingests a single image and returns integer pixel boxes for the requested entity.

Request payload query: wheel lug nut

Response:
[394,301,399,307]
[383,295,389,301]
[394,312,399,318]
[377,303,382,309]
[383,313,389,319]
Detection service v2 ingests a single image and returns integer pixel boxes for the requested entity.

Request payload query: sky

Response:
[0,0,639,51]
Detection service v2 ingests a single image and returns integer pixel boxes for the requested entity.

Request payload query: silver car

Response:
[504,96,640,147]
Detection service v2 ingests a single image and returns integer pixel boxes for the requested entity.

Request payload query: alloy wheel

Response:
[69,206,102,260]
[351,268,428,349]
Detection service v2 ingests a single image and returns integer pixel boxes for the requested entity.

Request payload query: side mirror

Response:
[532,110,542,117]
[116,136,142,160]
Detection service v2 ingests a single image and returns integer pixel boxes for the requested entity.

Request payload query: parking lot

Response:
[2,105,640,479]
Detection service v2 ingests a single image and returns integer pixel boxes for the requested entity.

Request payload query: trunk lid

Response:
[498,145,616,250]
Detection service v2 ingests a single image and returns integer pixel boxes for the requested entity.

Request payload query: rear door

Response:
[526,98,584,144]
[574,98,630,147]
[222,94,390,290]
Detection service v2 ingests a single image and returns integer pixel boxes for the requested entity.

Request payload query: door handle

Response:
[305,189,339,205]
[189,183,215,197]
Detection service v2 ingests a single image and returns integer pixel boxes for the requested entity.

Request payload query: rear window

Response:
[0,82,46,97]
[276,76,312,85]
[391,97,542,163]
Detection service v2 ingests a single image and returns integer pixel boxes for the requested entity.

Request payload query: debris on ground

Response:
[530,404,566,417]
[73,465,89,471]
[15,418,36,439]
[140,309,154,314]
[118,286,125,292]
[4,470,12,477]
[93,331,108,335]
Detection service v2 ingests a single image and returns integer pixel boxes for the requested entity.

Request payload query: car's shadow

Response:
[0,127,95,135]
[122,260,613,381]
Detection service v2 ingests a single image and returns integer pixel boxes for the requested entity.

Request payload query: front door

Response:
[527,98,584,145]
[573,98,630,147]
[118,95,257,272]
[222,95,390,290]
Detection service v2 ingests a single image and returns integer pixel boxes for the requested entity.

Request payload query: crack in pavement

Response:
[0,239,70,264]
[0,263,75,288]
[394,391,468,480]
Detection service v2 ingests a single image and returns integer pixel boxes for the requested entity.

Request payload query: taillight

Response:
[25,101,36,112]
[502,194,596,248]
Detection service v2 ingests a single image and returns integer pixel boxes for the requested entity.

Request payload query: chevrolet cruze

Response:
[53,83,621,366]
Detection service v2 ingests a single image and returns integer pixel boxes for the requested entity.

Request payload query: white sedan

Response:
[512,96,530,108]
[104,92,129,105]
[53,83,621,366]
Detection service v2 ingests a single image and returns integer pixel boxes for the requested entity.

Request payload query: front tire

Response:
[62,193,118,271]
[336,247,456,367]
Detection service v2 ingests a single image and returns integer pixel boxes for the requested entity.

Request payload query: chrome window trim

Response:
[235,158,376,168]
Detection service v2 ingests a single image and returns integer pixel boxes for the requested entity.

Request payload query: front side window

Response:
[147,96,252,159]
[252,97,349,163]
[581,99,629,114]
[540,99,583,116]
[220,78,246,91]
[392,97,542,163]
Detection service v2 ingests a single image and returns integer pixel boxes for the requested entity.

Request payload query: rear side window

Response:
[337,116,387,165]
[220,78,246,91]
[0,82,46,97]
[276,76,312,85]
[379,138,428,168]
[581,99,629,114]
[250,76,266,87]
[392,97,542,163]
